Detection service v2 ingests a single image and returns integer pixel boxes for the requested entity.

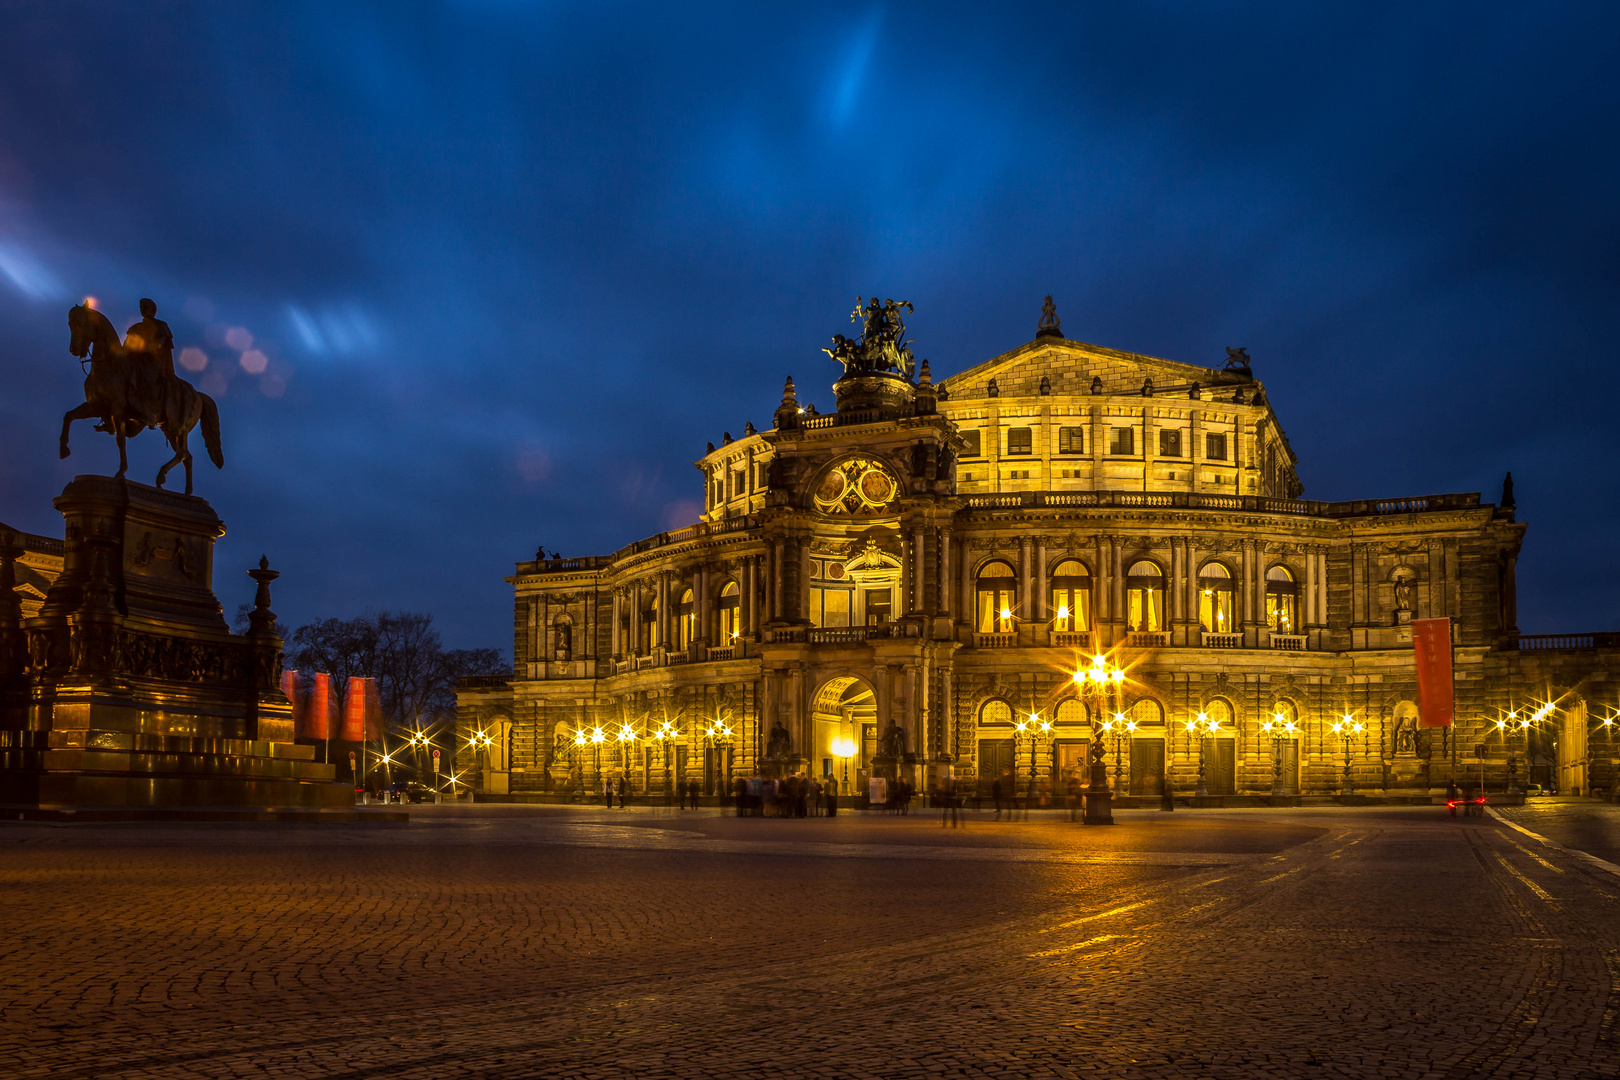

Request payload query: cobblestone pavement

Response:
[1494,798,1620,867]
[4,805,1619,1079]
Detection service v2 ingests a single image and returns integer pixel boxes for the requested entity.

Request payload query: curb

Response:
[1487,807,1620,879]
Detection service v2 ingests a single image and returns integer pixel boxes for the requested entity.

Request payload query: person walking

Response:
[826,778,838,818]
[1447,778,1460,818]
[992,772,1006,820]
[603,775,614,809]
[616,775,629,809]
[1067,773,1082,822]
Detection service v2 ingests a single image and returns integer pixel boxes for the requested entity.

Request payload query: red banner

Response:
[342,676,367,741]
[282,668,304,737]
[306,672,332,741]
[1412,617,1453,728]
[363,677,384,741]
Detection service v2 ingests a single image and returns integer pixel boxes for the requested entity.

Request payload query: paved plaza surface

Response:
[4,803,1620,1079]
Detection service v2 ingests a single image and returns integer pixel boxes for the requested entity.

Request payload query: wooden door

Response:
[1131,738,1165,796]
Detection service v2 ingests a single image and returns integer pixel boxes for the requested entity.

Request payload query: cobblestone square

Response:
[4,804,1619,1079]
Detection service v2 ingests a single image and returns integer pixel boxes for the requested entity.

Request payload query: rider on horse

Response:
[105,298,173,435]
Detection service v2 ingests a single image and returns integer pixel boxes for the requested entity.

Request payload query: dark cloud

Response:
[1,0,1615,647]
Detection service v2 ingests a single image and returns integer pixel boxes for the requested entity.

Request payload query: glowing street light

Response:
[1260,713,1301,799]
[1070,655,1126,825]
[1330,713,1366,798]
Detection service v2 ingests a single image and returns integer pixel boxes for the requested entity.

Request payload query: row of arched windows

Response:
[630,580,743,651]
[976,695,1298,731]
[974,558,1299,634]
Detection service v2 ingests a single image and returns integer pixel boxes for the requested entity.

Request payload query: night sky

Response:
[1,2,1616,652]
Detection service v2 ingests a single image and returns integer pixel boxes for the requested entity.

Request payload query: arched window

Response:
[1128,698,1164,727]
[979,699,1013,726]
[1055,698,1088,727]
[1126,561,1165,632]
[1049,559,1091,632]
[1266,565,1297,633]
[1202,697,1235,733]
[1198,562,1235,633]
[717,580,741,641]
[975,561,1018,633]
[675,588,695,649]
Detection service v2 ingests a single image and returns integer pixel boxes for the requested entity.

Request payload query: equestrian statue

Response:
[61,298,223,495]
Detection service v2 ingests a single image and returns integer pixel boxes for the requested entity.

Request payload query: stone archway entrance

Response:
[811,676,878,796]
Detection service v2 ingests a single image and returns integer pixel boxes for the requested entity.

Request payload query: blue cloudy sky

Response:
[0,2,1615,649]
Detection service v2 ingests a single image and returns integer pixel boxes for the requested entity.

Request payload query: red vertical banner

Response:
[342,675,367,741]
[364,676,385,741]
[1412,617,1454,728]
[282,668,305,737]
[307,672,333,741]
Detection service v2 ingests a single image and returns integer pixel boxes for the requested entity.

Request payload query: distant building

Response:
[1,522,64,619]
[456,301,1617,801]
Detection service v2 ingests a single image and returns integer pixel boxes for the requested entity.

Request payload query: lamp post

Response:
[652,719,680,803]
[1071,655,1125,825]
[1014,712,1053,805]
[614,722,639,802]
[703,719,735,797]
[572,728,588,800]
[1260,714,1300,798]
[831,735,857,796]
[1183,712,1222,798]
[1100,713,1137,794]
[1330,714,1365,798]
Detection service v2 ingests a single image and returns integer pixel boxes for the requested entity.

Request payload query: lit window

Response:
[1159,429,1182,457]
[675,588,695,649]
[1058,426,1084,454]
[1198,563,1235,633]
[1126,561,1164,632]
[980,699,1013,726]
[1206,432,1227,461]
[1110,426,1135,455]
[718,581,741,640]
[975,561,1017,633]
[1049,559,1091,632]
[864,588,891,626]
[1007,427,1032,455]
[1266,565,1297,633]
[960,430,982,458]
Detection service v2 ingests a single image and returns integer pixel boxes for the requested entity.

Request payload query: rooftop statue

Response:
[821,295,916,379]
[1222,345,1253,375]
[62,298,223,494]
[1036,295,1062,338]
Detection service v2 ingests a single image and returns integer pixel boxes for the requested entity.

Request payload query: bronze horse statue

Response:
[61,302,223,495]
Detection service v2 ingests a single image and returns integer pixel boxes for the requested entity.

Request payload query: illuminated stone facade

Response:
[457,307,1618,802]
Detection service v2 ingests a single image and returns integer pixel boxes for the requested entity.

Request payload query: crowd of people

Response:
[731,774,841,817]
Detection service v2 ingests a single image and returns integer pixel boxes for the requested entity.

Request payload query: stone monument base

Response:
[1,476,382,821]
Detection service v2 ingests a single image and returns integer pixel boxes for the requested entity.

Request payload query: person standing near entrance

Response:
[616,775,629,809]
[1066,773,1082,822]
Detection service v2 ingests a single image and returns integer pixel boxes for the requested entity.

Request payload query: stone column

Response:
[1504,553,1519,634]
[1034,539,1047,622]
[1019,536,1032,625]
[1112,538,1124,636]
[746,556,759,636]
[657,573,670,647]
[1427,539,1445,617]
[1189,407,1202,495]
[611,590,621,656]
[799,537,811,623]
[940,531,952,616]
[912,526,925,615]
[904,662,921,760]
[772,539,784,623]
[961,541,974,627]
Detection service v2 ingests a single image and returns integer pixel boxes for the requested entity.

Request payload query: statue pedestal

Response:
[0,476,371,820]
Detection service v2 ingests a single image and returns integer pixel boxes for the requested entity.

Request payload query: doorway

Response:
[1202,737,1236,795]
[1130,738,1165,796]
[979,738,1014,796]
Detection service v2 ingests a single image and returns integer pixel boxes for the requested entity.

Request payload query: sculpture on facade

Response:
[822,296,917,379]
[765,721,792,759]
[878,721,907,759]
[61,299,223,494]
[1037,295,1062,338]
[1394,574,1416,611]
[1222,346,1252,375]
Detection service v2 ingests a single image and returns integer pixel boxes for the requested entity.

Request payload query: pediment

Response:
[938,337,1251,403]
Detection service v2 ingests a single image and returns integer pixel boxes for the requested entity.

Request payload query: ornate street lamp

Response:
[614,722,639,800]
[1330,714,1366,798]
[652,719,680,803]
[572,728,588,800]
[1260,713,1300,798]
[1183,712,1222,798]
[1014,712,1054,804]
[1098,712,1137,794]
[1071,654,1125,825]
[703,719,735,797]
[831,735,857,795]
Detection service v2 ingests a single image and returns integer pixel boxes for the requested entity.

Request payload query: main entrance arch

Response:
[811,676,878,795]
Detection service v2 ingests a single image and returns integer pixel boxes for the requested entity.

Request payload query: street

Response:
[3,803,1618,1078]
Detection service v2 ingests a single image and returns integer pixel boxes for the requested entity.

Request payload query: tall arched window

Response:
[1126,561,1165,632]
[717,581,741,641]
[1049,559,1091,632]
[975,561,1018,633]
[1266,565,1297,633]
[674,588,695,650]
[1198,563,1235,632]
